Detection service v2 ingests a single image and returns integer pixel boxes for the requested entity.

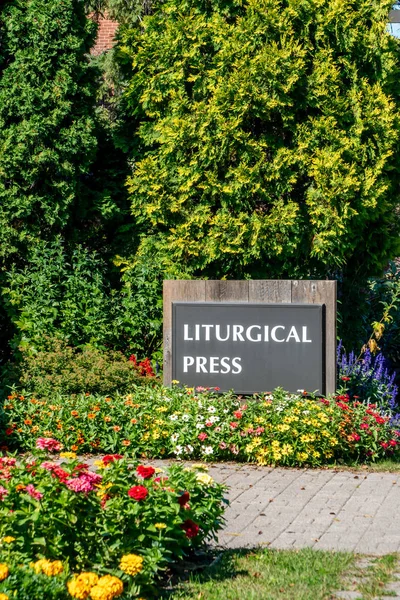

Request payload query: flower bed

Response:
[0,455,226,599]
[2,386,400,465]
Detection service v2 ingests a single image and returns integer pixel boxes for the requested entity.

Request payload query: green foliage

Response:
[4,337,148,398]
[1,239,164,360]
[0,0,100,260]
[2,240,117,351]
[118,0,400,282]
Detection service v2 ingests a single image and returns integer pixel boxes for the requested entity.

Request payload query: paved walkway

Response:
[202,464,400,555]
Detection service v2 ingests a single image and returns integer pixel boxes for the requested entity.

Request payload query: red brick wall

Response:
[91,14,119,55]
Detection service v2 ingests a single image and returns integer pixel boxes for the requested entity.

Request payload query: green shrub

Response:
[118,0,400,288]
[4,338,152,398]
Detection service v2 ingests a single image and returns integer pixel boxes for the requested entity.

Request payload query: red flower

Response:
[375,416,386,425]
[181,519,199,538]
[389,440,397,447]
[336,394,350,402]
[229,422,239,429]
[341,376,351,382]
[214,387,220,391]
[102,454,123,466]
[52,467,69,482]
[128,354,137,366]
[128,486,148,501]
[351,433,361,441]
[380,442,389,449]
[360,423,369,430]
[233,411,243,419]
[5,429,12,436]
[138,358,155,377]
[205,421,213,427]
[136,465,155,479]
[197,433,208,441]
[178,491,190,507]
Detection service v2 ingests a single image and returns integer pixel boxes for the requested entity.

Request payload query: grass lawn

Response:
[166,548,400,600]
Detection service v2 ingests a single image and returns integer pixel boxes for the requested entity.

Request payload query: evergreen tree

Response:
[118,0,400,284]
[0,0,99,261]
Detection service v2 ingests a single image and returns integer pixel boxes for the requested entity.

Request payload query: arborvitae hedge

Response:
[119,0,400,284]
[0,0,99,261]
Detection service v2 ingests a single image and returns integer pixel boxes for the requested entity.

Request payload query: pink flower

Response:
[25,484,43,501]
[360,424,369,430]
[0,486,8,500]
[205,421,213,427]
[214,426,221,432]
[351,433,360,442]
[219,442,227,450]
[66,478,94,493]
[36,438,62,452]
[40,461,57,471]
[198,433,208,441]
[230,444,239,455]
[0,458,16,468]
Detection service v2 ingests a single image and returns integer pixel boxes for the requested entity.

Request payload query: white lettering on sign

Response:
[183,356,242,374]
[183,324,312,343]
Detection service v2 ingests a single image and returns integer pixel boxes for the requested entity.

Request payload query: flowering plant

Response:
[0,454,226,598]
[337,341,398,414]
[3,386,400,466]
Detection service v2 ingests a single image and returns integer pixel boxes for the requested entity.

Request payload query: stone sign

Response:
[164,280,337,394]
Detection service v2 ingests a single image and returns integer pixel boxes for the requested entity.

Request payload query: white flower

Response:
[169,414,179,421]
[208,406,216,413]
[297,389,305,393]
[182,414,190,422]
[197,415,204,421]
[196,423,205,429]
[302,410,310,414]
[223,409,229,414]
[198,401,203,408]
[185,444,194,454]
[171,433,179,443]
[264,394,273,400]
[201,445,214,455]
[174,445,184,455]
[209,415,220,423]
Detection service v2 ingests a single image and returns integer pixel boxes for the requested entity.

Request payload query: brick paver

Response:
[203,464,400,554]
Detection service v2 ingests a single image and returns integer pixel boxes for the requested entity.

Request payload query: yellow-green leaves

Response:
[120,0,400,280]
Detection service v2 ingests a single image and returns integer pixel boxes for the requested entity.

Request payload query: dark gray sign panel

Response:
[172,302,324,394]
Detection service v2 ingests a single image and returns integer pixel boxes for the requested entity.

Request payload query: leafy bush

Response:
[4,338,154,398]
[0,455,226,599]
[3,387,400,465]
[118,0,400,286]
[0,0,98,262]
[337,342,398,413]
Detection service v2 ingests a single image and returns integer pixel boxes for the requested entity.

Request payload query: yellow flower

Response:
[90,574,123,600]
[281,444,293,457]
[0,593,9,600]
[297,452,309,461]
[119,553,144,576]
[0,564,8,581]
[277,423,290,432]
[2,537,15,544]
[60,451,77,459]
[33,559,63,576]
[171,380,179,384]
[157,406,168,413]
[68,572,99,599]
[195,473,214,486]
[154,523,167,529]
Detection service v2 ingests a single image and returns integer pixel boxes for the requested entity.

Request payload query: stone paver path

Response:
[202,464,400,555]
